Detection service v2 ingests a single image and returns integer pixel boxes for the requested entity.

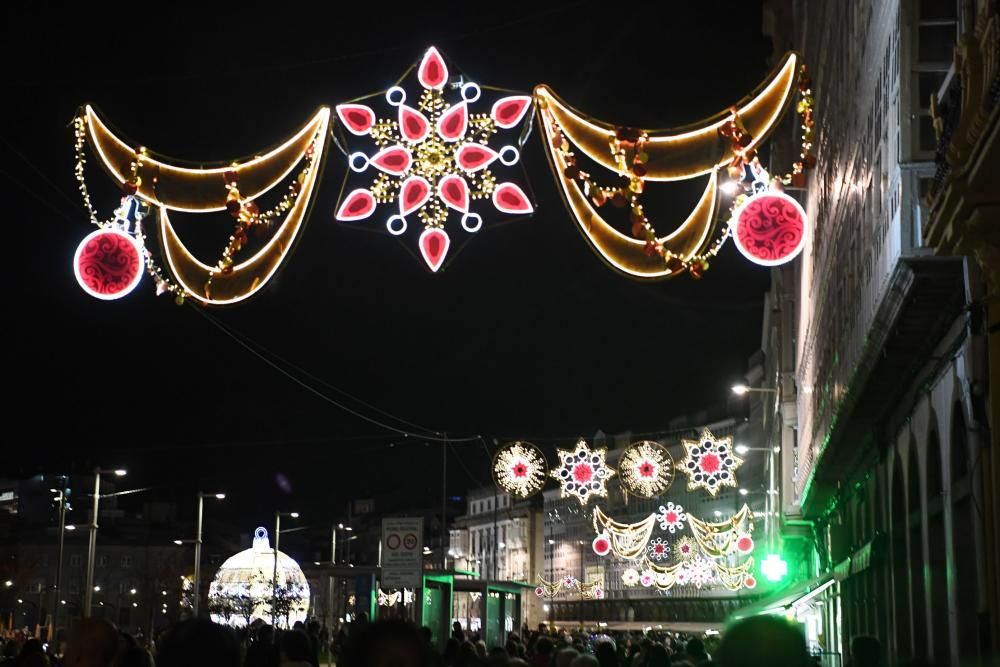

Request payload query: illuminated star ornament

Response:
[492,441,548,499]
[334,46,535,273]
[679,429,743,496]
[618,441,673,498]
[646,538,670,562]
[657,502,687,534]
[550,440,615,506]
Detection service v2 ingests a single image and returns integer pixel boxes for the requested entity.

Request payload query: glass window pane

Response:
[919,24,956,63]
[918,71,947,108]
[919,115,939,152]
[920,0,957,21]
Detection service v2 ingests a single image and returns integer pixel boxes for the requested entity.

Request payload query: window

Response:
[912,1,958,153]
[98,555,109,568]
[121,555,132,569]
[70,555,81,567]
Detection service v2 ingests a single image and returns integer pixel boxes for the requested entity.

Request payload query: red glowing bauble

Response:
[729,190,807,266]
[74,228,143,300]
[736,535,754,554]
[592,535,611,556]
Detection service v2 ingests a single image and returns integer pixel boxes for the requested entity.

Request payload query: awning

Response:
[727,574,835,623]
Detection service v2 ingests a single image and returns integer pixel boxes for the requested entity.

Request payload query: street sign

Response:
[381,517,423,588]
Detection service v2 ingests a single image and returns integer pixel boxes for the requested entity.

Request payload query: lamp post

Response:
[731,384,779,395]
[84,468,126,618]
[272,511,299,630]
[49,479,69,633]
[193,492,226,617]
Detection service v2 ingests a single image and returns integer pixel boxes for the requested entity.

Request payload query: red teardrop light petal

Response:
[455,143,499,172]
[730,190,807,266]
[491,96,532,129]
[492,182,533,214]
[74,228,143,300]
[437,174,469,212]
[335,189,376,221]
[418,46,448,90]
[419,228,450,272]
[335,104,376,136]
[371,146,412,176]
[399,176,432,216]
[437,101,468,142]
[399,105,430,143]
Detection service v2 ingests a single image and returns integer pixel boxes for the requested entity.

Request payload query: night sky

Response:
[6,3,774,528]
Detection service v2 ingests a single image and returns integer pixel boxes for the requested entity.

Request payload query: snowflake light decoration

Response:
[622,568,640,587]
[657,502,687,534]
[618,441,674,498]
[683,557,716,589]
[334,47,534,273]
[679,429,744,496]
[551,440,615,506]
[646,538,671,562]
[562,575,577,589]
[675,536,698,561]
[492,441,548,498]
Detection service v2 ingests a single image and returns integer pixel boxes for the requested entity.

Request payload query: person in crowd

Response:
[17,639,49,667]
[569,656,598,667]
[594,640,617,667]
[245,626,277,667]
[555,648,578,667]
[443,639,461,667]
[530,638,553,667]
[713,617,809,667]
[155,619,240,667]
[645,645,670,667]
[278,630,314,667]
[452,623,465,644]
[475,642,487,660]
[847,636,881,667]
[114,646,152,667]
[65,619,120,667]
[684,638,709,666]
[336,620,432,667]
[457,641,480,667]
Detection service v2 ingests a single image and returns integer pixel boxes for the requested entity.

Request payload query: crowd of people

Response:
[0,615,883,667]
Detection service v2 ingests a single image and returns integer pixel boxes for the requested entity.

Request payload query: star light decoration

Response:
[550,440,615,506]
[646,538,671,562]
[334,47,535,272]
[657,502,687,534]
[675,536,698,561]
[618,441,674,498]
[492,441,548,499]
[679,429,744,496]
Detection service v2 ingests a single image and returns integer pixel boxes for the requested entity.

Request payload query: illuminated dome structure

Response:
[208,527,310,627]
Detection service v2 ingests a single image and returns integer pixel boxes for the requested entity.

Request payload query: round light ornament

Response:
[493,441,548,499]
[74,227,144,300]
[618,440,674,498]
[729,189,807,266]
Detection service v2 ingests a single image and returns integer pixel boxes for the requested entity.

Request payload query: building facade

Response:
[759,1,997,664]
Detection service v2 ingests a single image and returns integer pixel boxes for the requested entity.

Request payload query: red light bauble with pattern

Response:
[74,228,143,300]
[729,190,807,266]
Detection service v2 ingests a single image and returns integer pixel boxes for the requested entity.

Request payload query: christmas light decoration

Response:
[645,538,671,562]
[534,576,562,599]
[73,196,145,300]
[592,532,612,557]
[686,504,754,558]
[333,47,534,273]
[683,557,716,589]
[675,536,698,561]
[657,502,687,534]
[618,441,674,498]
[533,52,800,280]
[492,441,547,499]
[621,568,640,587]
[77,105,330,305]
[679,429,743,496]
[591,506,656,561]
[377,589,402,606]
[550,440,615,506]
[728,189,807,266]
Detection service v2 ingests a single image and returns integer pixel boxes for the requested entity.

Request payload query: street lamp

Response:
[731,384,778,395]
[734,444,781,455]
[50,477,69,635]
[84,467,126,618]
[193,491,226,618]
[272,511,299,630]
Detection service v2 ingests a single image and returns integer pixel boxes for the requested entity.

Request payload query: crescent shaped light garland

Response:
[618,440,674,498]
[679,428,744,496]
[534,52,799,183]
[550,440,615,506]
[157,110,329,305]
[591,506,656,561]
[492,441,548,499]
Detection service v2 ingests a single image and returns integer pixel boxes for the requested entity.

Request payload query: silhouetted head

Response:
[595,641,618,667]
[280,630,314,664]
[849,636,881,667]
[156,619,241,667]
[338,620,432,667]
[115,646,153,667]
[715,617,809,667]
[646,645,670,667]
[65,618,121,667]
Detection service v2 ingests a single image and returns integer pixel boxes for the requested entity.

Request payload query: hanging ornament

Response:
[550,440,615,506]
[622,568,640,587]
[639,569,655,588]
[679,429,744,496]
[334,46,534,273]
[592,507,656,560]
[683,557,716,589]
[74,223,144,300]
[645,538,671,562]
[729,189,807,266]
[618,441,674,498]
[735,534,755,555]
[675,536,698,561]
[561,575,577,589]
[657,502,687,534]
[533,586,545,598]
[592,532,612,557]
[534,576,562,599]
[492,441,548,499]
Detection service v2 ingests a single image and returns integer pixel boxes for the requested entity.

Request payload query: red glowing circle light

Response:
[592,535,611,556]
[74,228,143,300]
[729,190,807,266]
